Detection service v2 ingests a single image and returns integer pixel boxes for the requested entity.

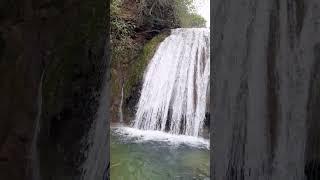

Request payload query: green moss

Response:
[111,68,121,97]
[124,32,169,99]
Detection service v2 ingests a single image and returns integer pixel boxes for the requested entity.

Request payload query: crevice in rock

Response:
[266,0,280,166]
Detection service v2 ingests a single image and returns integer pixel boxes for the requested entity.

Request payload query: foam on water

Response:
[111,126,209,150]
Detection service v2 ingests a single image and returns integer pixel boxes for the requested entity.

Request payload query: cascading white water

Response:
[119,85,124,123]
[133,28,210,137]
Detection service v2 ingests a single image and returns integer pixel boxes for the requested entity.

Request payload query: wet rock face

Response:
[204,113,210,128]
[305,43,320,180]
[0,2,47,179]
[0,0,108,179]
[211,0,320,179]
[124,81,142,123]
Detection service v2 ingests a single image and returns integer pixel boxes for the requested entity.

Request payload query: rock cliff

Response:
[0,0,109,179]
[110,0,178,124]
[211,0,320,179]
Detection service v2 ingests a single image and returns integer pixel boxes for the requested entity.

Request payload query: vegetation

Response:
[110,0,207,121]
[124,33,169,98]
[174,0,207,28]
[110,0,139,100]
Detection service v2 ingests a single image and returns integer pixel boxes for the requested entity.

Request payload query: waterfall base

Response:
[110,126,209,180]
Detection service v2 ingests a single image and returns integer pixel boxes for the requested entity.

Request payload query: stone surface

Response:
[0,0,109,179]
[211,0,320,179]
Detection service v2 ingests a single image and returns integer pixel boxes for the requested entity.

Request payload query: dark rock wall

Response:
[211,0,320,179]
[0,0,109,179]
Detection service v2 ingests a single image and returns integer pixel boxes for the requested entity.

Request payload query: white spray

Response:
[133,28,210,137]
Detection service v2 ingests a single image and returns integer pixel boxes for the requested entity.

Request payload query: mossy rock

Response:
[124,32,169,100]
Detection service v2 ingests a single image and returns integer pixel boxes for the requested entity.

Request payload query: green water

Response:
[110,127,210,180]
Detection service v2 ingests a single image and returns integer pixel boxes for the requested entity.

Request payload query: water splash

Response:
[133,28,210,137]
[112,126,209,149]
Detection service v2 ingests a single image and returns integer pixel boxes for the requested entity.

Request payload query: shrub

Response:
[174,0,207,28]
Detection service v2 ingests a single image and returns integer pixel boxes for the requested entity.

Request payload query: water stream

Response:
[119,85,124,123]
[134,28,210,137]
[111,28,210,179]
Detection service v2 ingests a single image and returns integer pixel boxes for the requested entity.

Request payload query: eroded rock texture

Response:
[0,0,109,179]
[211,0,320,179]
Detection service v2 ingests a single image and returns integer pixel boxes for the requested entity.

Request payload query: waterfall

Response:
[119,85,124,123]
[133,28,210,137]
